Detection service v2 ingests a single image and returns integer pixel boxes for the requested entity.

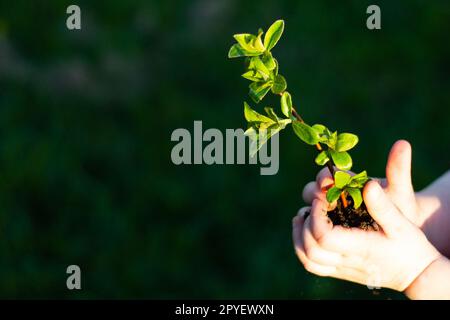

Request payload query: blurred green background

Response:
[0,0,448,299]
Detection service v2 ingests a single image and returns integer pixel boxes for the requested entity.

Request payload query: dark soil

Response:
[327,195,379,231]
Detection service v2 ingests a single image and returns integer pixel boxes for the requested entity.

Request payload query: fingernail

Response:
[367,180,381,197]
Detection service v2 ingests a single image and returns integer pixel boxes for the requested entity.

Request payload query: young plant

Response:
[228,20,371,214]
[326,171,369,209]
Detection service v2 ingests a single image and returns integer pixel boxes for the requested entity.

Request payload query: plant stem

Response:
[287,95,345,208]
[291,107,336,178]
[340,192,348,208]
[291,108,305,123]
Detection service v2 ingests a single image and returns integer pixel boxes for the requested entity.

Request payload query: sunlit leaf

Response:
[241,70,264,82]
[335,133,359,152]
[245,121,288,157]
[271,74,287,94]
[254,29,266,52]
[280,91,292,118]
[326,186,342,203]
[249,57,271,80]
[261,51,276,70]
[334,171,351,189]
[249,81,272,103]
[312,124,331,143]
[228,43,247,58]
[264,20,284,51]
[264,107,279,122]
[244,102,273,123]
[347,188,363,209]
[348,170,369,188]
[329,150,353,170]
[324,131,338,150]
[233,34,264,55]
[292,121,321,145]
[273,58,279,75]
[315,151,330,166]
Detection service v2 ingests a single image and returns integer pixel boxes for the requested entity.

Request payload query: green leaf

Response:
[348,170,369,188]
[315,151,330,166]
[233,34,265,56]
[245,120,288,157]
[264,20,284,51]
[244,127,260,157]
[264,107,279,122]
[271,74,287,94]
[273,58,279,75]
[351,170,368,181]
[241,70,264,82]
[254,29,266,52]
[329,150,353,171]
[312,124,327,135]
[312,124,331,136]
[280,92,292,118]
[249,81,272,103]
[249,57,271,80]
[292,121,321,145]
[324,131,338,150]
[334,171,351,189]
[234,34,254,50]
[228,43,247,58]
[347,188,363,209]
[326,186,342,203]
[278,118,292,128]
[335,133,359,152]
[244,102,273,123]
[261,51,276,70]
[312,124,332,143]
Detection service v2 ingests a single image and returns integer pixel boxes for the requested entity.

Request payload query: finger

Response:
[297,206,311,220]
[385,140,417,213]
[292,214,306,248]
[314,225,371,256]
[372,177,387,188]
[363,180,409,237]
[303,217,342,266]
[292,216,336,276]
[386,140,413,191]
[302,181,319,204]
[309,199,333,241]
[298,252,337,277]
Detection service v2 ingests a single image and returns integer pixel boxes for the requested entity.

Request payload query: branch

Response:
[291,107,335,177]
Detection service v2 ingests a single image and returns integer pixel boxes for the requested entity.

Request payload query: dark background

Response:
[0,0,448,299]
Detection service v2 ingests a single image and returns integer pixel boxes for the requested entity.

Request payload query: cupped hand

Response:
[293,181,442,291]
[301,140,450,256]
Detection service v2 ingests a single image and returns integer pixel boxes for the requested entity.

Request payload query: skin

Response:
[293,140,450,299]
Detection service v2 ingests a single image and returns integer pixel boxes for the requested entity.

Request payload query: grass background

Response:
[0,0,448,298]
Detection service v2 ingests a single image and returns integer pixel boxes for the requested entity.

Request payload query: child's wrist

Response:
[403,254,445,300]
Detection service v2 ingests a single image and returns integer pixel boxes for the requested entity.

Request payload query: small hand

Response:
[302,140,450,256]
[293,181,441,291]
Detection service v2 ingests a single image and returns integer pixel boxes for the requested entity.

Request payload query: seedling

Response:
[326,171,369,209]
[228,20,375,228]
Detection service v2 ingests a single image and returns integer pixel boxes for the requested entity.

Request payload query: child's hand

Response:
[292,181,442,291]
[301,140,450,257]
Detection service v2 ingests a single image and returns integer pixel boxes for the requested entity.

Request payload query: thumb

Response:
[364,180,409,237]
[385,140,416,213]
